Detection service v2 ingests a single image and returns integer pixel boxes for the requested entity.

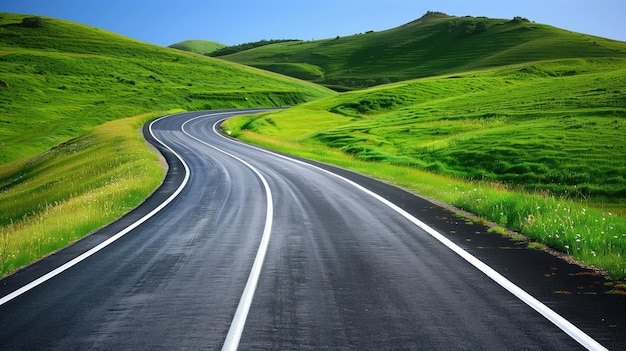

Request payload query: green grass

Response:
[219,12,626,89]
[0,112,167,276]
[168,40,227,55]
[210,39,300,57]
[222,58,626,279]
[249,62,325,81]
[0,13,335,165]
[456,186,625,278]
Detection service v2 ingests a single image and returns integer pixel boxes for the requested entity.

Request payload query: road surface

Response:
[1,110,623,350]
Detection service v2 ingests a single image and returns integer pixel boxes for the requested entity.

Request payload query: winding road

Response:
[0,110,623,350]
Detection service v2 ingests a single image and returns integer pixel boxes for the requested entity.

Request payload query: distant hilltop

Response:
[213,12,626,90]
[168,39,227,55]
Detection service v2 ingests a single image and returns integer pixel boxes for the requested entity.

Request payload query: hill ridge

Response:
[168,39,227,55]
[217,13,626,90]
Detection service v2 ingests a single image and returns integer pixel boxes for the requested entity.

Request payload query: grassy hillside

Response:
[219,12,626,90]
[223,58,626,278]
[168,39,227,55]
[210,39,300,57]
[0,13,335,165]
[0,12,334,276]
[0,113,166,276]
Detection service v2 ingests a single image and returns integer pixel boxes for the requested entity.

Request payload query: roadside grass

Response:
[223,58,626,279]
[226,125,626,280]
[0,112,168,277]
[456,187,625,278]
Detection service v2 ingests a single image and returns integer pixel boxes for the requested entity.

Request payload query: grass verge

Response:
[0,112,170,277]
[223,80,626,279]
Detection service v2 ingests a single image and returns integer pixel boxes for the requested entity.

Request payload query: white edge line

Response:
[215,117,608,351]
[178,113,273,351]
[0,113,191,306]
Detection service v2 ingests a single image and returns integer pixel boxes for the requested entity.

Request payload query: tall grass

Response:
[456,185,626,278]
[0,112,167,277]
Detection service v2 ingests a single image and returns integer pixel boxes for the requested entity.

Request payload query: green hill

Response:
[168,39,227,55]
[218,12,626,90]
[0,12,334,276]
[223,58,626,278]
[0,13,335,164]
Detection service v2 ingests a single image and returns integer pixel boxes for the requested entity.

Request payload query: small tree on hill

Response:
[424,10,448,17]
[475,21,488,33]
[21,16,44,28]
[512,16,530,23]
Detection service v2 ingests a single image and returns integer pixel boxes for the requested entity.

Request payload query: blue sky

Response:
[2,0,625,46]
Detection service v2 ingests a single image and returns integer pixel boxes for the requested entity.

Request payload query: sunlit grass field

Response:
[223,58,626,279]
[0,112,167,276]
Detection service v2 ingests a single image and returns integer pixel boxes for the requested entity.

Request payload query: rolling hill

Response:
[217,12,626,90]
[0,12,334,275]
[223,57,626,278]
[168,39,227,55]
[218,13,626,278]
[0,12,335,164]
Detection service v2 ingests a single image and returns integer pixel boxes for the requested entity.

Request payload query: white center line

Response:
[180,114,274,351]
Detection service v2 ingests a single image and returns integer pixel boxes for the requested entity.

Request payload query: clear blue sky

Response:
[2,0,625,46]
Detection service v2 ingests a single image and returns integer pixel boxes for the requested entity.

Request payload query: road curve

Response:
[0,110,623,350]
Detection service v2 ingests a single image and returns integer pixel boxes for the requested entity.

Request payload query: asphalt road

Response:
[0,110,623,350]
